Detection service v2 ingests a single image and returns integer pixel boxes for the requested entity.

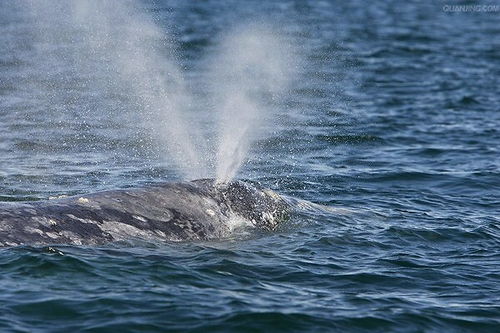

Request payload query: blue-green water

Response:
[1,0,499,332]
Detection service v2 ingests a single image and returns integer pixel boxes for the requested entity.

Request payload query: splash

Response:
[22,1,295,182]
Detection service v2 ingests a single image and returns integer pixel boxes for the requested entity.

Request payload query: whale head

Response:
[191,179,289,230]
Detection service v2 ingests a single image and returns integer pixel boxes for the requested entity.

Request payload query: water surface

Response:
[1,0,499,332]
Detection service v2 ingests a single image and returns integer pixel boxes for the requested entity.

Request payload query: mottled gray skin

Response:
[0,179,289,247]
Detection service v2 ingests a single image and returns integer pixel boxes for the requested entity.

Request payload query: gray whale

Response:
[0,179,289,247]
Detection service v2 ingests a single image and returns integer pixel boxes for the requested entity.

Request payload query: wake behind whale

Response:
[0,179,289,247]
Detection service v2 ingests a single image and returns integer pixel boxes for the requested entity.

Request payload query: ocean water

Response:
[1,0,499,332]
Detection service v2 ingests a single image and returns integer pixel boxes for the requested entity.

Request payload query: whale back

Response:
[0,179,289,247]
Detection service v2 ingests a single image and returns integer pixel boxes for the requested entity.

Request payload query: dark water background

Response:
[1,0,499,332]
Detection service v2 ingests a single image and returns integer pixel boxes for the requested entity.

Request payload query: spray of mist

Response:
[23,1,295,182]
[26,0,204,179]
[212,25,294,183]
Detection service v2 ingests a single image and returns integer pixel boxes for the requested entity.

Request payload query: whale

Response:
[0,179,289,247]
